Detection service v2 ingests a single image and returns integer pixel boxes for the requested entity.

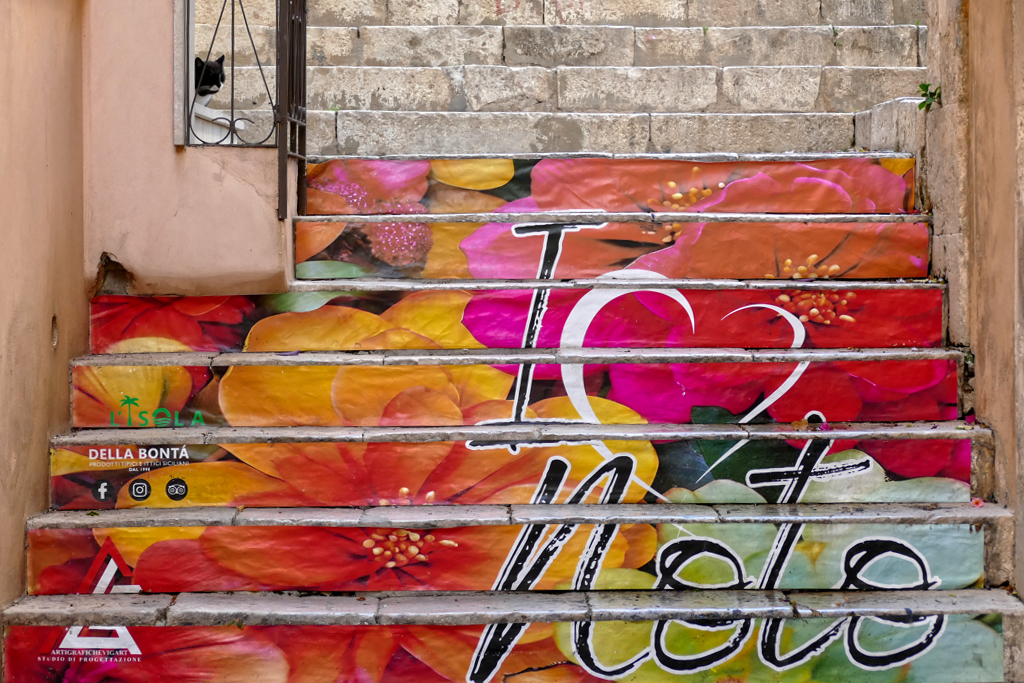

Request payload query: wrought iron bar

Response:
[276,0,307,219]
[188,0,276,146]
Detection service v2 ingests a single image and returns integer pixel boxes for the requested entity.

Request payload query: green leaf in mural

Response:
[295,260,371,280]
[262,292,350,313]
[694,438,800,500]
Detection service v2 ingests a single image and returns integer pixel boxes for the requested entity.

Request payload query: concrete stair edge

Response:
[4,590,1020,627]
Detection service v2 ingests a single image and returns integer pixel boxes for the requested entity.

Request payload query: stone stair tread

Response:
[307,150,916,161]
[51,419,992,447]
[315,111,863,154]
[220,64,925,113]
[297,210,931,223]
[28,502,1013,530]
[5,590,1020,627]
[202,23,927,70]
[286,277,945,292]
[70,347,964,367]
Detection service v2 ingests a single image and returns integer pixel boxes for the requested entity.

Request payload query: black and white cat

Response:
[194,55,226,98]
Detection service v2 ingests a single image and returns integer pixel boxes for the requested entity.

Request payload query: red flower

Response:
[90,296,255,353]
[606,359,958,425]
[461,288,943,352]
[461,158,925,281]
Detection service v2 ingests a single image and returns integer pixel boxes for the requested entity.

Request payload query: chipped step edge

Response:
[50,420,993,447]
[4,590,1021,627]
[70,347,965,367]
[294,212,932,224]
[27,502,1012,530]
[307,152,917,162]
[286,278,946,292]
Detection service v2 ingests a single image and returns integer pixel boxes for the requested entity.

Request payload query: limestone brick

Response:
[544,0,686,27]
[309,0,386,26]
[721,67,822,112]
[334,111,651,154]
[688,0,820,28]
[817,67,926,112]
[385,0,459,25]
[706,27,834,67]
[834,26,919,67]
[464,66,555,111]
[362,26,503,66]
[504,26,635,67]
[634,28,705,67]
[650,113,854,152]
[821,0,895,25]
[458,0,544,24]
[306,67,457,111]
[307,27,361,67]
[556,66,717,113]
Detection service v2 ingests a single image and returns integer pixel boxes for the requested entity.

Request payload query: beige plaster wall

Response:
[967,0,1022,573]
[82,0,288,295]
[0,0,87,607]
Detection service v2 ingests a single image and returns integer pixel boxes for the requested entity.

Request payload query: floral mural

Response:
[296,157,925,280]
[26,156,1003,683]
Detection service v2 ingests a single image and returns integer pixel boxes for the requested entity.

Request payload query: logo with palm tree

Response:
[118,395,140,426]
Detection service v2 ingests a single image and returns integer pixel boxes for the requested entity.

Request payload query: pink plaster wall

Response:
[82,0,289,295]
[0,0,88,607]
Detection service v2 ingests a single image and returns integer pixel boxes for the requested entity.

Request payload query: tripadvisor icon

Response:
[109,395,205,427]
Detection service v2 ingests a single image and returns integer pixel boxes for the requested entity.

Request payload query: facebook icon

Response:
[91,480,112,502]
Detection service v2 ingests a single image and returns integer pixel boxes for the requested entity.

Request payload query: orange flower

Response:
[72,339,208,428]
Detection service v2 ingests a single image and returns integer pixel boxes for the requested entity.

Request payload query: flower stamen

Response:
[775,290,858,328]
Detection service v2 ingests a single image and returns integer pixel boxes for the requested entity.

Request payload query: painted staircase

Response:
[5,151,1022,682]
[4,1,1023,681]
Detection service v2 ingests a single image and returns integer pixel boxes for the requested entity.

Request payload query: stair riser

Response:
[213,64,927,114]
[295,221,931,279]
[194,0,925,27]
[198,24,926,69]
[70,358,960,429]
[89,289,943,354]
[315,111,868,155]
[298,155,921,276]
[27,521,983,595]
[2,615,1001,682]
[50,436,974,510]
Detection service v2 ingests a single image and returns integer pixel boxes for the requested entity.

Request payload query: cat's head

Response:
[195,55,226,96]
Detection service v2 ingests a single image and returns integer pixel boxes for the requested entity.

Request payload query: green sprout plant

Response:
[919,83,942,112]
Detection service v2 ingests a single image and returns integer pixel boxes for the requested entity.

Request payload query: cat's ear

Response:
[195,57,204,68]
[216,55,226,65]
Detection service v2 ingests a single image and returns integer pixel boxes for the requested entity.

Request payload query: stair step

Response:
[201,24,925,69]
[73,348,963,366]
[25,504,1000,595]
[220,64,926,113]
[298,154,924,275]
[88,286,943,355]
[49,418,990,509]
[70,349,962,428]
[316,111,865,154]
[31,503,1013,529]
[51,420,992,445]
[192,0,925,28]
[297,211,930,222]
[6,590,1020,627]
[289,277,939,289]
[3,591,1009,682]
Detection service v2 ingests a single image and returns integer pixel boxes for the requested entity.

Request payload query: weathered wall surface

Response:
[966,0,1023,593]
[83,0,287,295]
[0,0,87,608]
